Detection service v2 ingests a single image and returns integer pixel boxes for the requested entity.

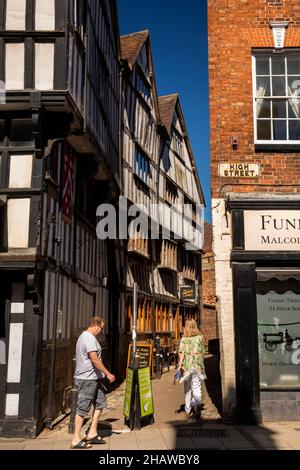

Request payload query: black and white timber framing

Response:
[0,0,121,437]
[120,31,205,348]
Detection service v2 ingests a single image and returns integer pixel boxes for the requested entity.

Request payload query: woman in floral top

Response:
[177,319,206,420]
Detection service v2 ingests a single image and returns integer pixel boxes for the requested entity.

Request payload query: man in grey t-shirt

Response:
[71,316,115,449]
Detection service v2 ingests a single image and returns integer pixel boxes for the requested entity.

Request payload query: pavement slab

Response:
[1,368,300,451]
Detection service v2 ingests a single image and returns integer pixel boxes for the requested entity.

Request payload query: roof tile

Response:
[120,30,149,66]
[158,94,178,133]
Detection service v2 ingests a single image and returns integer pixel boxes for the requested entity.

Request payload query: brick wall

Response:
[208,0,300,420]
[208,0,300,199]
[202,253,216,305]
[201,224,218,349]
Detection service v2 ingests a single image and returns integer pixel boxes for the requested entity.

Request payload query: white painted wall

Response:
[35,0,55,31]
[5,394,19,416]
[7,322,23,383]
[9,155,33,188]
[5,43,24,89]
[35,43,54,90]
[212,198,236,417]
[7,198,30,248]
[5,0,26,30]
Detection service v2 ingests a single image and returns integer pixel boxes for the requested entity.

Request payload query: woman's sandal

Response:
[70,439,93,449]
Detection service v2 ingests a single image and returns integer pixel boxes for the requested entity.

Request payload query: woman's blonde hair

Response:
[183,319,201,337]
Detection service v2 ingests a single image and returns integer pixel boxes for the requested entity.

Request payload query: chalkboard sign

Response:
[127,342,153,370]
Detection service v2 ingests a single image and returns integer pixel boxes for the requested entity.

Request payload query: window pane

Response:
[257,99,270,118]
[287,57,300,75]
[35,0,55,30]
[287,77,300,96]
[271,56,285,75]
[35,43,54,90]
[272,77,286,96]
[256,56,270,75]
[257,120,271,140]
[5,43,24,89]
[256,77,270,96]
[273,120,287,140]
[5,0,25,30]
[288,99,300,118]
[272,100,286,118]
[289,120,300,140]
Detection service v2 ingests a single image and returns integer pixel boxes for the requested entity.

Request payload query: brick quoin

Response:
[208,0,300,199]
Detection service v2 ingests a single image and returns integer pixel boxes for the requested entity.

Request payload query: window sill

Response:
[255,144,300,153]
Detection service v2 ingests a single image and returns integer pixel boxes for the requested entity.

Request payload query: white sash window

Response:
[253,52,300,143]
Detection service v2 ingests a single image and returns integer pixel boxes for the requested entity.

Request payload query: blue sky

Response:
[117,0,211,222]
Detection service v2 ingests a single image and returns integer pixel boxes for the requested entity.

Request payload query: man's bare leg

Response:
[72,414,85,445]
[86,409,102,439]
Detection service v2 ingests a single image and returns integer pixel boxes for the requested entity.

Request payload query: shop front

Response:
[230,198,300,422]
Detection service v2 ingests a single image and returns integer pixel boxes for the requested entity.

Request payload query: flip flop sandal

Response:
[71,439,93,449]
[85,435,106,445]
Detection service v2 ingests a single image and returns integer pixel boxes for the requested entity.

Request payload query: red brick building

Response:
[201,222,218,353]
[208,0,300,422]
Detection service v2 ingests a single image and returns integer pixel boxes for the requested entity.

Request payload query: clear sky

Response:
[117,0,211,222]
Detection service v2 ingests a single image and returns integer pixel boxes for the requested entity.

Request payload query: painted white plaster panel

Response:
[35,43,54,90]
[7,198,30,248]
[212,198,236,415]
[5,43,24,89]
[9,155,33,188]
[5,394,19,416]
[35,0,55,31]
[5,0,26,30]
[7,323,23,383]
[10,303,24,314]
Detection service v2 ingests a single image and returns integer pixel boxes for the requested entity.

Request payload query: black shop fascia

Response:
[228,197,300,424]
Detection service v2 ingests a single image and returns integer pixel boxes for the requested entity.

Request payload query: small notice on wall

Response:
[218,162,260,178]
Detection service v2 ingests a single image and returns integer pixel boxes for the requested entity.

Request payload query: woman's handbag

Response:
[174,368,184,385]
[174,369,192,384]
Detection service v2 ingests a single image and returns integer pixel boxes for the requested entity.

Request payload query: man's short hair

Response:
[88,316,106,328]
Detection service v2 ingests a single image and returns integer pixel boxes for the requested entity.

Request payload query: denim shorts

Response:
[75,379,107,417]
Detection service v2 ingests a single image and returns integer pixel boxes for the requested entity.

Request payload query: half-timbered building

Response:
[158,94,204,333]
[120,31,204,374]
[0,0,120,436]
